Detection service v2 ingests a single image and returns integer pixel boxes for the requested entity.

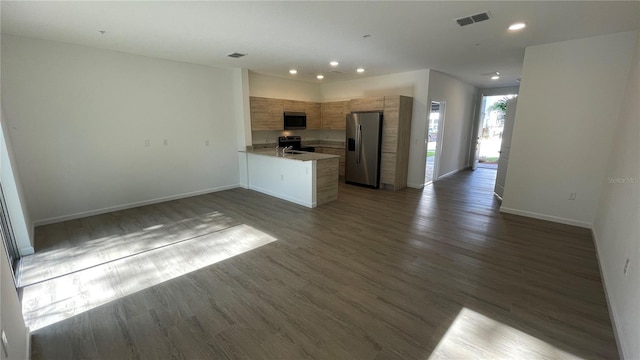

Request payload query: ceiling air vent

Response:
[227,52,247,58]
[455,11,492,27]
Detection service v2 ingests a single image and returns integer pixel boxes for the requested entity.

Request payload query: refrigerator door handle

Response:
[356,123,362,164]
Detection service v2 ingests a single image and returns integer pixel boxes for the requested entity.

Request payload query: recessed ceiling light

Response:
[330,61,339,67]
[356,68,365,73]
[491,75,500,80]
[317,75,324,80]
[508,22,526,31]
[289,69,297,75]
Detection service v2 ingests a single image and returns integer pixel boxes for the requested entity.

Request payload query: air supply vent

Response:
[455,11,492,27]
[227,52,247,58]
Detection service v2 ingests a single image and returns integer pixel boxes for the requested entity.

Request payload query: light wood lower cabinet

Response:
[380,95,413,190]
[317,147,345,176]
[316,158,339,205]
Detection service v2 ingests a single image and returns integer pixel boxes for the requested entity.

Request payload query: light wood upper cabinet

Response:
[321,101,350,130]
[283,100,306,112]
[350,97,385,112]
[305,102,322,129]
[250,97,284,131]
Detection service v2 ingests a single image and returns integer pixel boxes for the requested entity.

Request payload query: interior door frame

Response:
[469,94,487,170]
[469,87,520,170]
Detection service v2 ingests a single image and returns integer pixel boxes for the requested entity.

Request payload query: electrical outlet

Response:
[624,258,631,275]
[144,139,150,147]
[163,139,169,146]
[280,174,284,181]
[2,330,8,358]
[569,192,577,200]
[205,140,210,147]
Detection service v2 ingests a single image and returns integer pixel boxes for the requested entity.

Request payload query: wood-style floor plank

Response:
[26,168,618,359]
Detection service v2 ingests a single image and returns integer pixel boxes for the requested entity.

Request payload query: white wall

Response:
[1,35,241,225]
[501,31,637,227]
[234,68,252,150]
[249,72,322,102]
[0,32,29,360]
[245,152,316,208]
[592,31,640,360]
[320,70,431,188]
[426,70,478,179]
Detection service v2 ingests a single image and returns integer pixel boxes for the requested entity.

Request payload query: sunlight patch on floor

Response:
[429,307,584,360]
[18,211,237,287]
[21,224,276,331]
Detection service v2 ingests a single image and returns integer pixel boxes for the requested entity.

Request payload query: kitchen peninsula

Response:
[240,149,339,208]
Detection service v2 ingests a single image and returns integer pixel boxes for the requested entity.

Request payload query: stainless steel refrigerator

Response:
[345,112,383,188]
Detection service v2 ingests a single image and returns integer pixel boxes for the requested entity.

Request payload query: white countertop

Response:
[241,149,340,162]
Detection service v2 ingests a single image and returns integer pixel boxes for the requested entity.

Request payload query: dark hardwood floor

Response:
[26,168,618,359]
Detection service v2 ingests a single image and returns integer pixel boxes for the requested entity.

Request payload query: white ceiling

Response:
[2,1,639,88]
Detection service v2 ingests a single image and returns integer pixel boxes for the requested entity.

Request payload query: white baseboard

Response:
[591,228,627,359]
[407,182,425,189]
[438,167,467,180]
[32,184,240,227]
[407,167,469,189]
[499,206,592,228]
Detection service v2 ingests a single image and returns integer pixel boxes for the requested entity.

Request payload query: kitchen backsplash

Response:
[252,129,345,144]
[250,139,344,150]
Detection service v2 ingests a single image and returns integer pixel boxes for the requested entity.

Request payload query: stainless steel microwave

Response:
[284,112,306,130]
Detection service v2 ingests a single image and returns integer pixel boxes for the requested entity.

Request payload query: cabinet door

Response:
[321,101,348,130]
[283,100,306,112]
[351,97,384,112]
[382,96,400,153]
[321,147,346,176]
[250,97,284,131]
[380,152,397,186]
[305,102,322,129]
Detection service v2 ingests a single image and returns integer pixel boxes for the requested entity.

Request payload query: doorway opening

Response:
[475,95,517,170]
[425,101,444,185]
